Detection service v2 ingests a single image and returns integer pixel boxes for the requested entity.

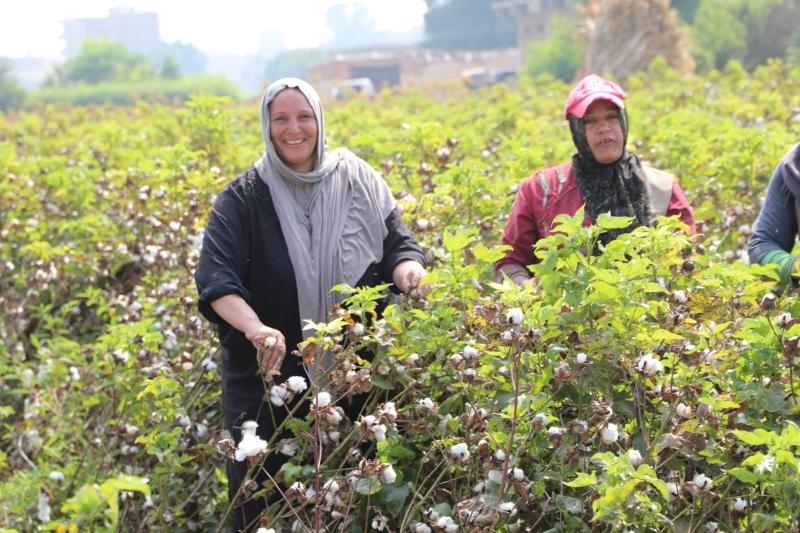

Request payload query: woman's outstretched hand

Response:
[393,260,431,299]
[245,324,286,380]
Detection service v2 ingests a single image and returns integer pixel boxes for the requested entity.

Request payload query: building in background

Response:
[492,0,572,51]
[309,46,522,95]
[62,8,161,58]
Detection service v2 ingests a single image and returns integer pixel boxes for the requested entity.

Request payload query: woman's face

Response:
[270,88,318,172]
[582,99,624,164]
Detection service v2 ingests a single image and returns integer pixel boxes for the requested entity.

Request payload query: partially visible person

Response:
[195,78,427,531]
[495,74,696,284]
[748,143,800,283]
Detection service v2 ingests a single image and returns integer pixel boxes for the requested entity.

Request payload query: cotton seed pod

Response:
[675,403,692,419]
[776,312,794,329]
[759,293,776,310]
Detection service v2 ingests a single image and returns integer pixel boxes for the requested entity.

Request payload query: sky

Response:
[0,0,429,59]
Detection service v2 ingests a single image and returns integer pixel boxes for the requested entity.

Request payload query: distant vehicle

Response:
[461,67,518,89]
[491,68,518,85]
[462,67,491,90]
[332,78,375,100]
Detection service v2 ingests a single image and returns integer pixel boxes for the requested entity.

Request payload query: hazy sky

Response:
[0,0,428,58]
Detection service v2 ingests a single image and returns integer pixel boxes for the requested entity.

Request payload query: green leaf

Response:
[443,230,475,253]
[734,428,778,446]
[473,242,510,263]
[373,483,410,516]
[564,471,597,488]
[727,466,760,484]
[597,213,634,229]
[355,477,383,495]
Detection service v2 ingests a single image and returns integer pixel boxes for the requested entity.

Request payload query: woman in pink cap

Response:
[495,74,696,284]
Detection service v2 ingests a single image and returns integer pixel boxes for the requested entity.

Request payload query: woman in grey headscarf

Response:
[195,78,427,531]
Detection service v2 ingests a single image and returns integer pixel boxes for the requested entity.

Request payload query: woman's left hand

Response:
[393,260,430,299]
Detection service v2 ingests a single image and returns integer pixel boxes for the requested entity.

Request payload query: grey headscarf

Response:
[254,78,396,345]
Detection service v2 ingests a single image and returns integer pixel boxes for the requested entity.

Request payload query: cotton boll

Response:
[48,471,64,483]
[314,391,332,409]
[675,403,692,419]
[463,345,479,359]
[666,481,679,496]
[269,385,292,407]
[280,442,299,456]
[450,442,470,462]
[511,467,525,480]
[413,524,432,533]
[628,449,644,467]
[498,501,516,513]
[286,376,308,393]
[380,464,397,484]
[487,469,503,483]
[494,449,506,462]
[506,307,524,325]
[635,353,663,376]
[692,473,712,491]
[234,430,268,461]
[600,423,619,444]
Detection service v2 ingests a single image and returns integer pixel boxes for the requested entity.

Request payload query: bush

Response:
[31,75,241,106]
[524,16,584,82]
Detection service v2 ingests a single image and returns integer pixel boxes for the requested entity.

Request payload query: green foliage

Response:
[524,15,584,82]
[52,38,150,85]
[2,62,800,531]
[691,0,800,71]
[32,75,241,106]
[0,58,25,111]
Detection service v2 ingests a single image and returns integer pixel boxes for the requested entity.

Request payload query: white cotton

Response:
[676,403,692,419]
[255,529,276,533]
[672,290,687,303]
[286,376,308,393]
[575,352,589,365]
[731,497,748,512]
[506,307,524,325]
[315,391,332,409]
[49,471,64,482]
[450,353,464,365]
[548,426,565,437]
[494,449,506,462]
[437,516,458,533]
[692,473,712,491]
[601,423,619,444]
[242,420,259,435]
[417,397,435,412]
[270,385,291,407]
[705,522,719,533]
[372,424,387,441]
[635,354,663,376]
[450,442,470,462]
[352,322,366,336]
[666,481,679,495]
[533,413,549,428]
[68,366,80,381]
[371,515,389,531]
[201,358,217,371]
[463,346,479,359]
[511,467,525,480]
[195,423,208,438]
[487,469,503,483]
[628,449,644,467]
[472,481,485,493]
[234,431,268,461]
[380,464,397,484]
[413,524,432,533]
[280,442,299,456]
[498,501,516,513]
[323,479,340,494]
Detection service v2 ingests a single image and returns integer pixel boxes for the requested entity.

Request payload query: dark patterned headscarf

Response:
[568,105,651,246]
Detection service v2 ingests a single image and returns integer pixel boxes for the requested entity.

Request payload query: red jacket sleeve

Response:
[666,181,696,234]
[496,178,539,272]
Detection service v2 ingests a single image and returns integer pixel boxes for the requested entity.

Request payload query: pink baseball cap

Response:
[563,74,626,119]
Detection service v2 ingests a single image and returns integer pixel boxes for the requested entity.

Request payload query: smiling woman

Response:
[194,77,428,531]
[495,74,697,285]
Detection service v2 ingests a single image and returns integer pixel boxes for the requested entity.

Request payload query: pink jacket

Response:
[496,161,696,273]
